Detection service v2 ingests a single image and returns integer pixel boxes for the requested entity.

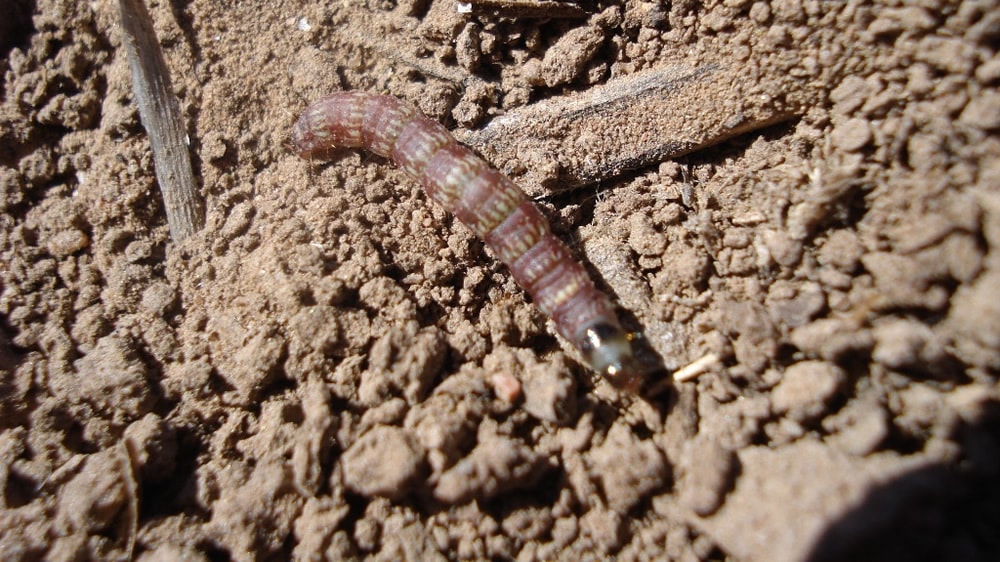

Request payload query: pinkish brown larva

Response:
[291,91,647,389]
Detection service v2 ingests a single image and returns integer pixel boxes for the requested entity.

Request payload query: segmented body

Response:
[291,91,644,389]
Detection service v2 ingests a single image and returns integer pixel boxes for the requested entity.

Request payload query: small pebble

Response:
[915,36,976,75]
[873,318,948,373]
[47,228,90,257]
[540,25,605,87]
[590,424,668,512]
[771,360,846,421]
[341,425,425,499]
[678,437,735,516]
[124,413,177,482]
[975,57,1000,84]
[831,118,872,151]
[823,398,889,456]
[490,372,522,403]
[790,318,874,360]
[761,228,803,267]
[959,91,1000,130]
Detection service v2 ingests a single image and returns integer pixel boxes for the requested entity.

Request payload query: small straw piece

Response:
[673,352,722,383]
[118,0,203,241]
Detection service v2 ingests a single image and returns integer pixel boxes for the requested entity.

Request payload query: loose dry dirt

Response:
[2,0,999,560]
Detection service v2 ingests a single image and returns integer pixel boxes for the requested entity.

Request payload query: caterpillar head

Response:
[578,322,649,392]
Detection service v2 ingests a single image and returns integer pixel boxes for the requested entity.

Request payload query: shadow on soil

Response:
[806,399,1000,562]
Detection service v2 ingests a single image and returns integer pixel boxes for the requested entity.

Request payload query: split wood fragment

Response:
[457,64,804,196]
[118,0,204,241]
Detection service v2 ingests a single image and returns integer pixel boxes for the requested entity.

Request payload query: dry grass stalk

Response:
[118,0,204,241]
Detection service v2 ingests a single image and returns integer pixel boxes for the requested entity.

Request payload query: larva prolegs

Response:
[292,92,651,390]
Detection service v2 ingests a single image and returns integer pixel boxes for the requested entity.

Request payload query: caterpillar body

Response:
[291,91,647,390]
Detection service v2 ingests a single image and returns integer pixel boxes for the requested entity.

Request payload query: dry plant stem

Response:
[462,0,587,19]
[118,0,204,241]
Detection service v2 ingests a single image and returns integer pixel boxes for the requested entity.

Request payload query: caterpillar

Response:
[291,91,648,390]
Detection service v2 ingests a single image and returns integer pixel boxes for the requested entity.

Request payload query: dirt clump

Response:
[1,0,998,560]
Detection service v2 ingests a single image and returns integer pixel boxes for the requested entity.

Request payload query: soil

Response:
[2,0,999,560]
